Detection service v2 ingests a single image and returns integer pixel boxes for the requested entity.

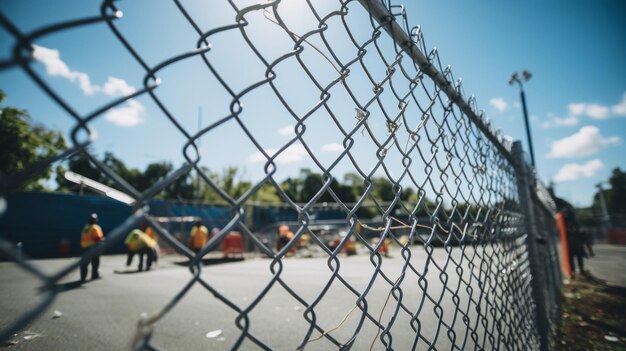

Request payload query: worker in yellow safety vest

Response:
[125,224,158,271]
[80,213,105,281]
[189,221,209,253]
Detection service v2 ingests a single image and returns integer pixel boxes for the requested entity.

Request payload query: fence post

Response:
[512,141,551,351]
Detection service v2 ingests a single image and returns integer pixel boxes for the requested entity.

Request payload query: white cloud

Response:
[567,92,626,120]
[105,99,145,127]
[277,125,294,136]
[321,143,343,153]
[553,159,604,183]
[541,116,578,129]
[248,144,308,164]
[33,45,145,127]
[568,103,586,116]
[32,45,98,95]
[102,76,136,96]
[554,116,578,126]
[547,126,620,158]
[585,104,610,119]
[612,92,626,116]
[489,97,507,113]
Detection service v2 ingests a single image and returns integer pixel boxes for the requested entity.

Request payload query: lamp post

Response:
[509,70,536,168]
[596,182,611,232]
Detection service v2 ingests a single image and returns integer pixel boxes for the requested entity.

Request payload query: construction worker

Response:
[144,224,159,263]
[145,225,157,240]
[566,219,594,277]
[125,224,158,271]
[189,221,209,253]
[276,225,295,255]
[80,213,105,281]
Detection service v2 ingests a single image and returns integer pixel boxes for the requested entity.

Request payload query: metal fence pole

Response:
[512,141,551,351]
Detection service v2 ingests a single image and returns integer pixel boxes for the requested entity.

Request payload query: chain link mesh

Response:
[0,1,560,350]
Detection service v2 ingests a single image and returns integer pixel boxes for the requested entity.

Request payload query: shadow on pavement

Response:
[579,272,626,295]
[173,257,245,266]
[38,279,85,294]
[113,268,152,274]
[605,284,626,296]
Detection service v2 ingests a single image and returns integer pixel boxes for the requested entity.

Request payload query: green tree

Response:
[217,167,252,200]
[592,167,626,216]
[281,176,303,202]
[329,180,357,203]
[547,182,574,212]
[300,169,327,202]
[278,169,349,204]
[192,166,282,204]
[370,176,396,202]
[103,152,143,190]
[588,168,626,226]
[607,168,626,215]
[55,151,106,192]
[139,162,173,193]
[0,91,67,191]
[249,183,281,203]
[56,151,189,200]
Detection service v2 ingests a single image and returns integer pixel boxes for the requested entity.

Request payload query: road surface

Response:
[586,243,626,287]
[1,246,525,350]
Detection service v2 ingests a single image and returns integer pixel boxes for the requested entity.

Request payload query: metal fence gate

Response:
[0,1,561,350]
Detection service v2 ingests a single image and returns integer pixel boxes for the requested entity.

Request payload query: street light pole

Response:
[509,70,536,168]
[596,182,611,230]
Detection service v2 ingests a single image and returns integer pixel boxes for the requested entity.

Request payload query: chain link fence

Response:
[1,1,561,350]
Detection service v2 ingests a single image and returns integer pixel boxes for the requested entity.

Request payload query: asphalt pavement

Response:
[0,246,531,350]
[585,243,626,287]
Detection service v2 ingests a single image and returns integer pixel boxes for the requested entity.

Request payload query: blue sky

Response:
[1,0,625,208]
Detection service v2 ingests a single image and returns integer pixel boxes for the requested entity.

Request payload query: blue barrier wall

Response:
[0,193,234,258]
[0,192,351,258]
[0,192,132,258]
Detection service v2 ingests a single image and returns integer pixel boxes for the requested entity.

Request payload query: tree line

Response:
[55,153,429,207]
[4,90,623,224]
[549,168,626,227]
[1,90,428,210]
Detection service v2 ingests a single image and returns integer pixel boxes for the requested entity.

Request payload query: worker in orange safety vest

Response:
[80,213,105,282]
[144,224,159,264]
[276,225,296,255]
[145,226,157,240]
[189,221,209,253]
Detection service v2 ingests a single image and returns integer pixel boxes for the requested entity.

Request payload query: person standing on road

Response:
[567,220,595,277]
[189,221,209,254]
[276,225,295,255]
[145,225,157,241]
[80,213,105,282]
[144,223,159,264]
[125,223,158,271]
